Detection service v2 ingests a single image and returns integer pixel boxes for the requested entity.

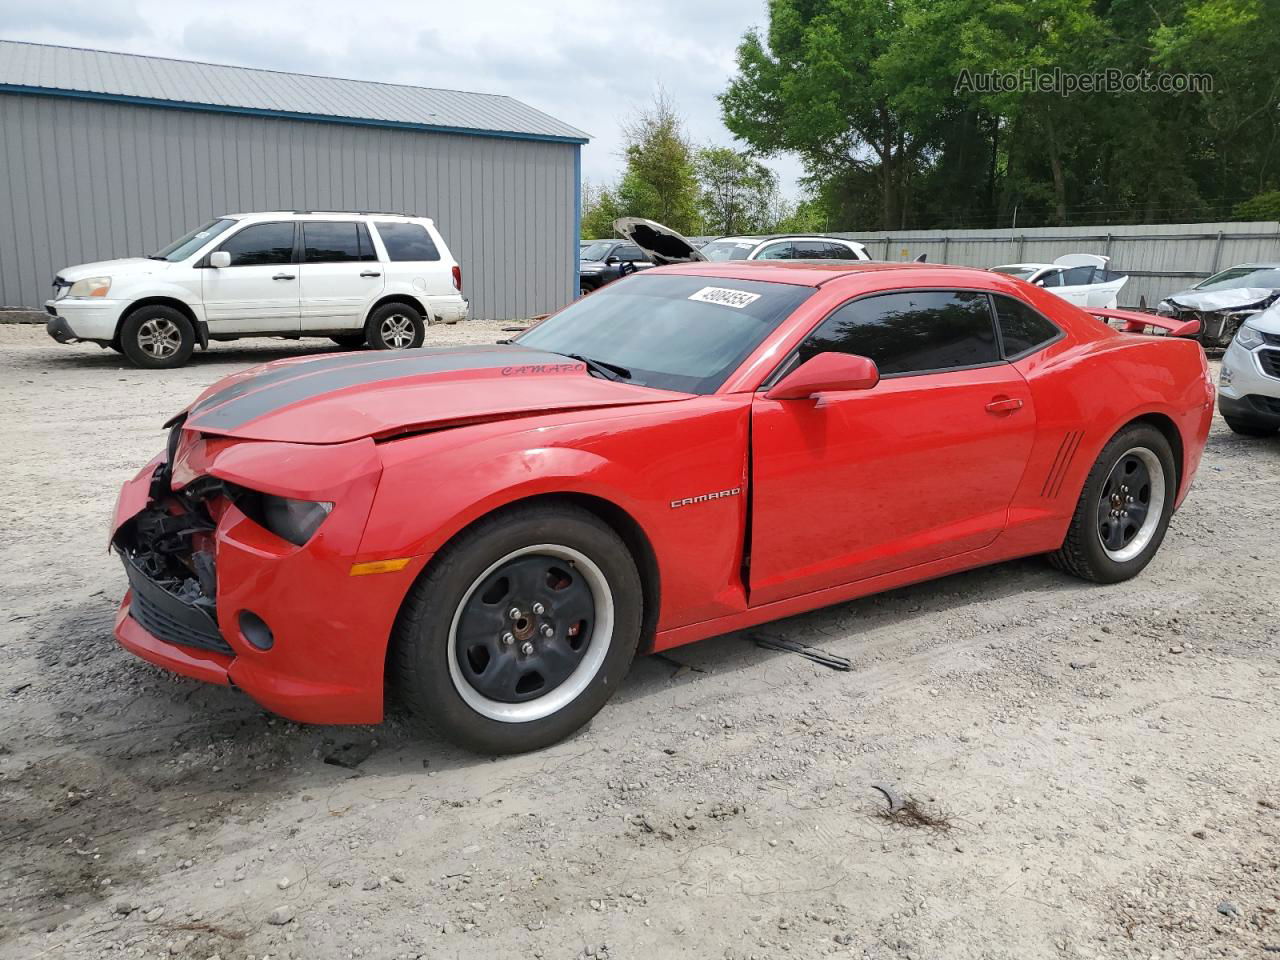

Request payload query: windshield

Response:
[516,273,814,394]
[990,265,1038,280]
[580,242,614,262]
[152,219,236,261]
[1194,266,1280,291]
[700,240,756,261]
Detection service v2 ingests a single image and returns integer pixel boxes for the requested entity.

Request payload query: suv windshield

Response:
[516,273,813,394]
[151,219,236,262]
[1195,266,1280,291]
[580,242,614,261]
[700,240,756,261]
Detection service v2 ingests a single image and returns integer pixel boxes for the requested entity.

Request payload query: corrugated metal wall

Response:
[0,92,577,319]
[827,223,1280,308]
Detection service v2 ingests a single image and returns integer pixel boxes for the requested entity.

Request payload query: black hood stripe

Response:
[188,346,573,432]
[189,345,532,417]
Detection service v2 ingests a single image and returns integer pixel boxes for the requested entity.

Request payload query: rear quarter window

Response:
[992,294,1063,358]
[375,222,441,262]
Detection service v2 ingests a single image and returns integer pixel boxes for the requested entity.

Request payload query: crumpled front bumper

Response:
[110,434,427,725]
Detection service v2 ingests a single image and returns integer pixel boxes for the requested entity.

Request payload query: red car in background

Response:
[109,260,1213,753]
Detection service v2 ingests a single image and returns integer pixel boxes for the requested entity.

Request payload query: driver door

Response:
[748,290,1036,606]
[201,221,301,334]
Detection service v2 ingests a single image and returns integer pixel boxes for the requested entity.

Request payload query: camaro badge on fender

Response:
[671,487,741,509]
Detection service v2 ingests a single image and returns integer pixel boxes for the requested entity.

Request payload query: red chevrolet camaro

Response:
[109,260,1214,753]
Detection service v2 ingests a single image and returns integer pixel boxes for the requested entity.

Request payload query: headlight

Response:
[68,276,111,298]
[233,487,333,546]
[1234,323,1266,350]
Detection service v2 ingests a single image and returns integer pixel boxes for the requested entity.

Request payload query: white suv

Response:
[45,211,468,369]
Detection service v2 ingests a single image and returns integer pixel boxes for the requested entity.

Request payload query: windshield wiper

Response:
[562,353,632,381]
[147,255,168,261]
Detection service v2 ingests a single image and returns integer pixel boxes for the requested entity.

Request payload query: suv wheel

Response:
[366,303,426,350]
[119,306,195,369]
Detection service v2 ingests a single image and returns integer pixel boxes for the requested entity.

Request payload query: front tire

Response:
[1050,424,1177,583]
[391,503,642,754]
[118,306,195,369]
[365,303,425,350]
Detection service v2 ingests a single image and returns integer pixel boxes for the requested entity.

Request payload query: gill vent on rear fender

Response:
[1042,430,1084,498]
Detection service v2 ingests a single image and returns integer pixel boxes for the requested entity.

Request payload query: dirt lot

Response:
[1,323,1277,960]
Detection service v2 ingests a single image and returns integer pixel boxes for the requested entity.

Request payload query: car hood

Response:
[1163,287,1279,312]
[57,258,165,282]
[180,346,689,444]
[614,217,706,265]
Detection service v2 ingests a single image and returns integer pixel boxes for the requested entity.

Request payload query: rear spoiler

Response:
[1089,308,1201,338]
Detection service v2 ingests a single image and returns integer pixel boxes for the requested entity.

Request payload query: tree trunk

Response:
[1044,111,1068,225]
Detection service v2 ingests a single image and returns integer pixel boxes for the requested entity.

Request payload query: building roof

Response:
[0,39,588,145]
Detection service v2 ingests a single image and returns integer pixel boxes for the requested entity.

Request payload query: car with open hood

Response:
[577,239,653,295]
[1156,262,1280,350]
[108,259,1213,753]
[990,254,1129,309]
[614,217,869,265]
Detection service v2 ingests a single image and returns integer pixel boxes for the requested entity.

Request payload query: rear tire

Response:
[1223,415,1278,437]
[1049,424,1176,584]
[365,303,425,350]
[391,503,642,754]
[329,332,366,349]
[118,305,195,369]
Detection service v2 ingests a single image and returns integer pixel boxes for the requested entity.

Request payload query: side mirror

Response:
[765,352,879,400]
[209,251,231,268]
[605,255,618,265]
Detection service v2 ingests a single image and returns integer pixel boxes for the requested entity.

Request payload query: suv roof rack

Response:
[289,210,417,217]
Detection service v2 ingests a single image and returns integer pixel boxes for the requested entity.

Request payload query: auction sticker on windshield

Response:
[689,286,762,309]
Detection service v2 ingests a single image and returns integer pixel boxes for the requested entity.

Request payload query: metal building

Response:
[0,40,588,319]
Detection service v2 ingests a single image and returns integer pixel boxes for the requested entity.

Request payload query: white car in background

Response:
[1218,301,1280,437]
[45,211,468,369]
[991,254,1129,309]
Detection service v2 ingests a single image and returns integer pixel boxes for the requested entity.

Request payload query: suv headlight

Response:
[232,487,333,546]
[1234,323,1266,350]
[68,276,111,298]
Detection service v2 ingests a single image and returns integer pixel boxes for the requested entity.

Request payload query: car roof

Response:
[711,234,867,247]
[223,210,433,222]
[646,259,998,287]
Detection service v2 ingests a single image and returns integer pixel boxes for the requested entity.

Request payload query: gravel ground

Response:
[1,323,1277,960]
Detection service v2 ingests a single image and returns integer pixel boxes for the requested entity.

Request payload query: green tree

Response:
[695,146,781,235]
[614,92,702,234]
[1233,190,1280,221]
[580,179,622,239]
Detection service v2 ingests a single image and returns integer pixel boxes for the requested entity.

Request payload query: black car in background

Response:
[578,240,653,294]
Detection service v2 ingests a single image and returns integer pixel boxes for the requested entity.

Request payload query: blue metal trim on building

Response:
[0,84,590,145]
[573,145,582,302]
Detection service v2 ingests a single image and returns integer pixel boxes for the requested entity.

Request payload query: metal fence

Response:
[825,221,1280,308]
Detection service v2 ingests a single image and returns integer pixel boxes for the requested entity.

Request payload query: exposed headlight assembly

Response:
[233,487,333,546]
[68,276,111,298]
[1233,323,1266,350]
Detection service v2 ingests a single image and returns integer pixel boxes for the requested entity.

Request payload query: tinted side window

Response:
[800,290,999,376]
[756,242,793,260]
[376,222,440,262]
[825,242,859,260]
[791,239,830,259]
[303,222,376,263]
[614,244,647,262]
[219,223,295,266]
[992,294,1062,358]
[1037,270,1064,288]
[1059,266,1096,286]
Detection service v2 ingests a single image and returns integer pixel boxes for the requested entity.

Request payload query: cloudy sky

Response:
[1,0,804,194]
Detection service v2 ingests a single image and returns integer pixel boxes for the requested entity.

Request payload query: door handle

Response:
[272,273,296,281]
[360,270,382,278]
[985,397,1024,414]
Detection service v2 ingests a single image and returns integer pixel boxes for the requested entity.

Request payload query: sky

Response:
[0,0,804,195]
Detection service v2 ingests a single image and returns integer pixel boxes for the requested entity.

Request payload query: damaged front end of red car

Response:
[109,415,422,724]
